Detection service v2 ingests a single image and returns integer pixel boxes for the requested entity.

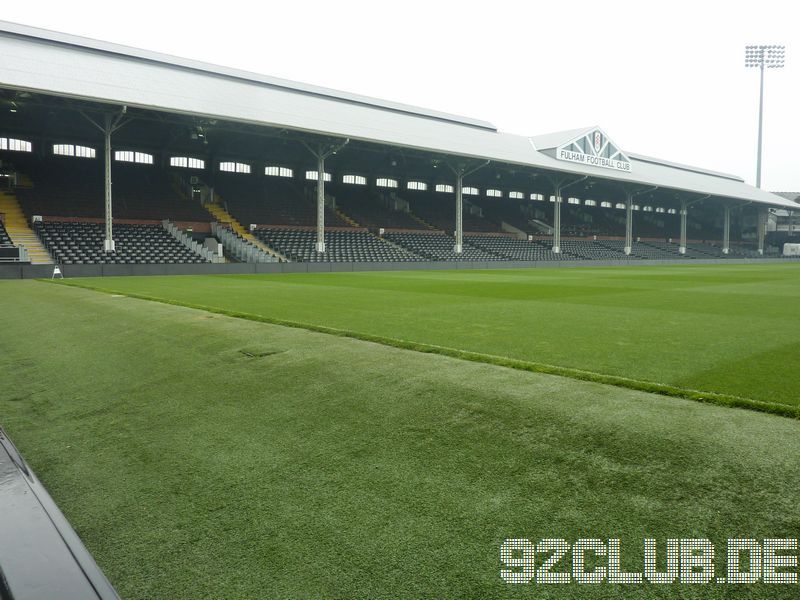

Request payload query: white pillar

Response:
[757,207,766,255]
[552,186,561,254]
[624,192,633,255]
[679,200,688,255]
[722,205,730,254]
[103,114,115,252]
[316,154,325,253]
[454,172,463,254]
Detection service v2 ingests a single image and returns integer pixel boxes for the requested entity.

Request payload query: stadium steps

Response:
[407,211,438,231]
[205,201,286,262]
[0,190,53,264]
[334,206,360,228]
[529,219,553,234]
[376,232,425,257]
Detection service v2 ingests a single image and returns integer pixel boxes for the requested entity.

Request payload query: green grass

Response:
[1,277,800,598]
[58,263,800,412]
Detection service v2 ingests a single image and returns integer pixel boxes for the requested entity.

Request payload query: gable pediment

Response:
[555,127,632,172]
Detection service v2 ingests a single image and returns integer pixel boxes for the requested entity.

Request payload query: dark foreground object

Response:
[0,427,119,600]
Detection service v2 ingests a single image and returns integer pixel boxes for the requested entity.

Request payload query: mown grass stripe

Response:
[44,278,800,419]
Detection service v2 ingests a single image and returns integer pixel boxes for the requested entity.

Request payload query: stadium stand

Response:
[211,223,279,263]
[35,221,209,264]
[575,207,619,237]
[560,206,598,237]
[723,243,763,258]
[641,240,720,259]
[254,228,424,262]
[465,234,567,261]
[1,23,794,274]
[15,158,211,222]
[405,191,501,233]
[0,156,783,266]
[383,231,505,261]
[0,218,11,246]
[0,217,18,262]
[555,239,634,260]
[683,243,728,258]
[471,197,692,240]
[329,186,426,230]
[593,240,680,260]
[214,175,352,228]
[470,197,544,234]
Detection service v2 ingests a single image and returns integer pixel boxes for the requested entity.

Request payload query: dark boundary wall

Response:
[0,258,798,279]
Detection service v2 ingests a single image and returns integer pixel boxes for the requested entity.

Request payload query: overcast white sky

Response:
[4,0,798,190]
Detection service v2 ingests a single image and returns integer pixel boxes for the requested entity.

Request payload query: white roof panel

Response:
[0,20,796,210]
[529,126,596,151]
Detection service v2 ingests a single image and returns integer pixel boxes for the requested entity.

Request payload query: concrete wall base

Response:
[1,257,798,279]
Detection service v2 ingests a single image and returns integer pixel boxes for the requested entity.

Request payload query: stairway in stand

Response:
[0,189,53,264]
[408,211,437,231]
[334,206,360,228]
[205,202,285,261]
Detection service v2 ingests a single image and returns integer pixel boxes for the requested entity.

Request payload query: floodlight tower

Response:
[744,45,785,188]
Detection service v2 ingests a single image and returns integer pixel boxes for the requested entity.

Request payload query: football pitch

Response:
[1,263,799,598]
[64,262,800,412]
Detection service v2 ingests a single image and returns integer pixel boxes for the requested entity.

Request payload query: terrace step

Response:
[334,206,360,228]
[205,201,286,261]
[0,190,53,264]
[407,211,437,231]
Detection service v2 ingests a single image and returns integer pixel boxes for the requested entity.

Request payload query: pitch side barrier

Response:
[0,258,798,279]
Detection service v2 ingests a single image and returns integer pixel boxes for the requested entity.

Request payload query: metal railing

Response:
[161,220,223,263]
[210,222,279,263]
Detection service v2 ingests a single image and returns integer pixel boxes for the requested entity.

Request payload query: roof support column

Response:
[620,185,657,256]
[552,185,561,254]
[722,205,731,254]
[454,172,463,253]
[624,191,633,255]
[678,195,709,255]
[81,107,129,253]
[757,207,767,255]
[102,117,114,251]
[315,153,326,253]
[679,199,688,255]
[789,211,795,237]
[548,175,588,254]
[446,160,489,254]
[302,138,349,254]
